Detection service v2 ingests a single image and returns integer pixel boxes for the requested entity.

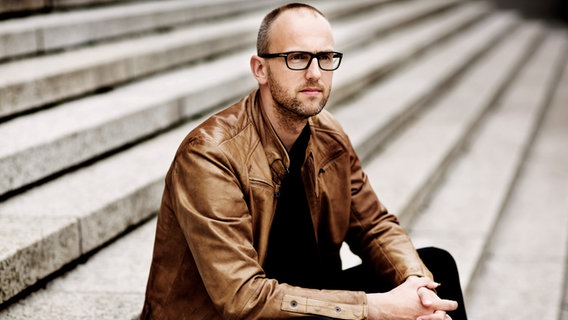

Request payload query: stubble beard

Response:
[267,70,329,126]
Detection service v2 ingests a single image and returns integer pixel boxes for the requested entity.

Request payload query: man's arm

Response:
[340,142,457,319]
[344,141,433,286]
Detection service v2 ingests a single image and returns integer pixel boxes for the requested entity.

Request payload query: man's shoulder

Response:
[308,110,355,158]
[175,94,258,160]
[186,98,252,143]
[311,109,349,139]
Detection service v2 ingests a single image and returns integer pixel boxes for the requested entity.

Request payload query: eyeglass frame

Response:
[259,51,343,71]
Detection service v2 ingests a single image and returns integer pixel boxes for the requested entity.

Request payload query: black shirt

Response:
[263,124,325,289]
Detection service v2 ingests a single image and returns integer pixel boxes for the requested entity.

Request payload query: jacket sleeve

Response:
[168,137,368,320]
[344,142,433,287]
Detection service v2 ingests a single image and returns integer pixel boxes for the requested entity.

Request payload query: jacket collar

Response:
[246,89,343,189]
[247,89,290,185]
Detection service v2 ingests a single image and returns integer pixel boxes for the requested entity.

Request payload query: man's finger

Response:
[417,287,435,306]
[433,298,458,312]
[409,276,440,290]
[417,287,458,311]
[417,310,448,320]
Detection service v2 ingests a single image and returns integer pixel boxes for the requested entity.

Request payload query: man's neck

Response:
[273,118,307,151]
[261,97,308,151]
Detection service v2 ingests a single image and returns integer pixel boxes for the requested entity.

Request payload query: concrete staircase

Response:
[0,0,566,319]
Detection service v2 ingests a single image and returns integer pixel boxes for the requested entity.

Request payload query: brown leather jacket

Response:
[141,89,432,320]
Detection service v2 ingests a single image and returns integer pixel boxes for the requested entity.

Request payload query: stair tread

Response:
[362,20,542,221]
[0,10,263,118]
[332,1,490,105]
[0,217,156,319]
[407,29,568,293]
[0,49,255,196]
[336,7,515,161]
[0,0,460,119]
[0,1,482,196]
[339,17,542,269]
[0,0,268,60]
[0,119,199,304]
[466,34,568,319]
[0,216,80,305]
[333,0,460,50]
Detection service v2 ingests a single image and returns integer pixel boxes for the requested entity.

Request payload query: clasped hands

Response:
[366,276,458,320]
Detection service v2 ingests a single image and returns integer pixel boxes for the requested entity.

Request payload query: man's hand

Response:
[366,276,457,320]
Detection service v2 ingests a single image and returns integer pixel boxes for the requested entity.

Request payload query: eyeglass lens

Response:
[287,52,340,70]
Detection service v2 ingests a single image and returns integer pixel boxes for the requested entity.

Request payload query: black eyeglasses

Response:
[259,51,343,71]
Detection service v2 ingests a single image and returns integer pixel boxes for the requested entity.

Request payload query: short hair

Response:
[256,3,326,55]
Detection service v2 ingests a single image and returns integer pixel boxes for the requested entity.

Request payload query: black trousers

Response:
[299,247,467,320]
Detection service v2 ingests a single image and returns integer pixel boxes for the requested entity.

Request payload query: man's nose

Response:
[305,57,322,79]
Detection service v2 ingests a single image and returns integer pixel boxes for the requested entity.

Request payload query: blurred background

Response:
[490,0,568,21]
[0,0,566,319]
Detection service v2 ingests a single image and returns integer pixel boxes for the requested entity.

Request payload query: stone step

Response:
[0,118,196,306]
[0,0,481,305]
[51,0,138,10]
[0,0,477,196]
[0,49,256,198]
[366,18,544,222]
[466,38,568,320]
[0,0,277,61]
[0,9,263,119]
[407,26,568,297]
[331,0,489,107]
[0,0,400,61]
[331,0,461,51]
[335,7,516,164]
[0,0,131,16]
[1,0,233,17]
[339,13,541,269]
[0,217,158,319]
[0,0,396,18]
[0,0,459,120]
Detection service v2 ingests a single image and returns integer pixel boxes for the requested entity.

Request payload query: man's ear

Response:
[250,55,268,85]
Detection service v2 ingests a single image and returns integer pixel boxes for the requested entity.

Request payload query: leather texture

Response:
[141,89,432,320]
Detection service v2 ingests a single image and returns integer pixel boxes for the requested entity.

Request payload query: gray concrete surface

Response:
[0,218,156,320]
[409,29,567,293]
[467,36,568,319]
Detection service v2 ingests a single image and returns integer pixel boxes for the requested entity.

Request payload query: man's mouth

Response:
[300,87,322,95]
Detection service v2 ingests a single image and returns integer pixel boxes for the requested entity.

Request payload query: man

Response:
[141,3,466,320]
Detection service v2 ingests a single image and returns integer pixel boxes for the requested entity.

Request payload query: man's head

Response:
[256,3,327,56]
[251,3,340,124]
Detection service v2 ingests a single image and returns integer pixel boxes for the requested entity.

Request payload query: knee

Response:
[418,247,458,269]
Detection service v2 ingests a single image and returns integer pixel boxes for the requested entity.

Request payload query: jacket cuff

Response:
[281,294,368,320]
